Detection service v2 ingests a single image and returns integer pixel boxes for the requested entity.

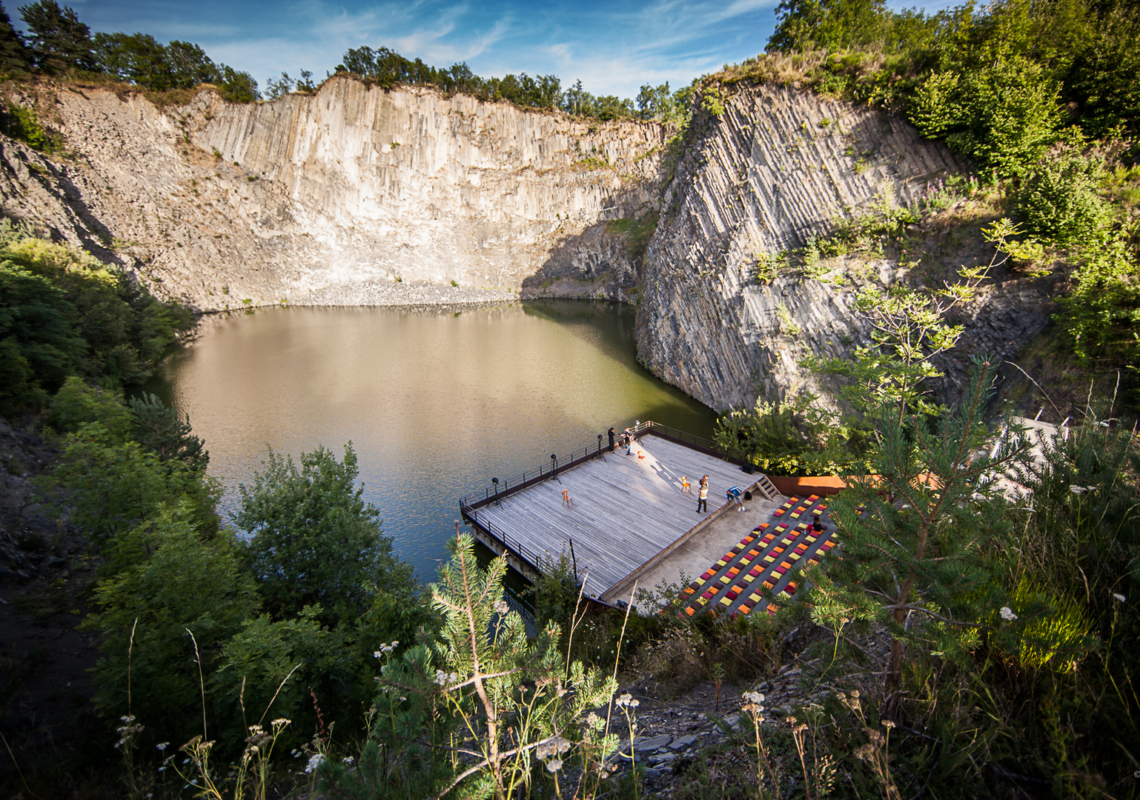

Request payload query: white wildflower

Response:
[546,758,563,773]
[1000,606,1017,621]
[156,742,169,752]
[342,756,355,765]
[615,693,639,708]
[1113,593,1126,603]
[494,599,510,615]
[304,753,325,774]
[374,641,399,657]
[1069,485,1086,495]
[434,670,461,687]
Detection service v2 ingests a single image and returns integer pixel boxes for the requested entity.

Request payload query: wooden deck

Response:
[469,435,756,598]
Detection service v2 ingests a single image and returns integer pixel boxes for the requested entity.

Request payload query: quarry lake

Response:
[156,300,718,582]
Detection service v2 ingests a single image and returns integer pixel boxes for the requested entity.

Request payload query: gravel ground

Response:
[296,279,520,308]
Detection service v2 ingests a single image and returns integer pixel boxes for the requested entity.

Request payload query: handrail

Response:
[466,420,752,511]
[460,499,546,575]
[467,436,618,510]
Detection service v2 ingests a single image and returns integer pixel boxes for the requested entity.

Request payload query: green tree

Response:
[54,420,219,542]
[264,71,293,100]
[0,262,83,404]
[767,0,889,53]
[323,535,619,800]
[1057,232,1140,363]
[129,392,208,473]
[235,443,408,625]
[817,358,1033,687]
[84,501,260,746]
[0,1,30,73]
[214,64,259,102]
[1018,147,1109,245]
[47,376,133,439]
[19,0,94,72]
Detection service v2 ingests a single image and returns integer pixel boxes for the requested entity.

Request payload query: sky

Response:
[13,0,950,101]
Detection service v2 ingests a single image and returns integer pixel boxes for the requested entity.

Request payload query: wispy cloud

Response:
[21,0,785,98]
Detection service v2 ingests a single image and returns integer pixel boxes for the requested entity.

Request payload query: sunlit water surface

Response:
[156,302,717,582]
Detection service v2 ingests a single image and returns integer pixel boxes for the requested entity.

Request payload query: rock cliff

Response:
[635,84,1057,411]
[0,78,1056,412]
[0,77,668,310]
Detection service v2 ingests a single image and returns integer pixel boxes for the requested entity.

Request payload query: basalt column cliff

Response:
[0,76,669,309]
[635,84,1056,411]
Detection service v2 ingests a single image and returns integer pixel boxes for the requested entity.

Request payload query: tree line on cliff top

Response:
[0,0,689,122]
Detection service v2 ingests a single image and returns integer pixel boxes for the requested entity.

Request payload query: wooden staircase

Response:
[753,474,780,501]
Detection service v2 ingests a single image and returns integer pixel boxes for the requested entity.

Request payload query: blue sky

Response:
[16,0,950,100]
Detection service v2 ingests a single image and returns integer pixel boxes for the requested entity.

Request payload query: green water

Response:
[157,301,719,581]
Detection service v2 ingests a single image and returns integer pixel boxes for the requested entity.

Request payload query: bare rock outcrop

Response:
[0,78,669,311]
[635,83,1056,411]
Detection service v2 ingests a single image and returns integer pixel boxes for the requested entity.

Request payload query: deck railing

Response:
[459,499,546,574]
[462,420,752,512]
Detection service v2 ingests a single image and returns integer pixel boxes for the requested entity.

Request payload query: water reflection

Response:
[157,301,718,581]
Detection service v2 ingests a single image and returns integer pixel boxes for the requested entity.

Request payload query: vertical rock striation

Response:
[0,78,669,311]
[636,84,1053,412]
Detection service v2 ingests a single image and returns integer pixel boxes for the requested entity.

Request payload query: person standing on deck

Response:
[608,427,616,452]
[697,475,709,513]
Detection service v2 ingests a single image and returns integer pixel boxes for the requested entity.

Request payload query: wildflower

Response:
[742,691,765,706]
[546,758,564,773]
[1069,485,1087,495]
[615,693,639,708]
[342,756,355,765]
[1000,606,1017,621]
[304,753,325,774]
[1113,593,1126,603]
[156,742,169,752]
[374,641,399,657]
[494,599,510,615]
[434,669,461,687]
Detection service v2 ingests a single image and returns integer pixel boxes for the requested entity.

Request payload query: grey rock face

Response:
[635,84,1054,411]
[0,79,668,312]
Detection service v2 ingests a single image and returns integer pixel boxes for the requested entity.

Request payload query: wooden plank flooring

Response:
[473,435,755,597]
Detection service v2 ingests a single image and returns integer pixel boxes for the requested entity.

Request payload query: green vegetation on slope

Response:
[0,220,194,416]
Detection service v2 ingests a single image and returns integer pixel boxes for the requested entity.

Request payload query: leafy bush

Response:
[913,57,1063,179]
[1018,148,1109,245]
[235,443,412,627]
[701,85,726,116]
[84,501,261,747]
[54,422,219,542]
[0,231,194,412]
[1058,233,1140,363]
[47,376,133,439]
[1,102,54,151]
